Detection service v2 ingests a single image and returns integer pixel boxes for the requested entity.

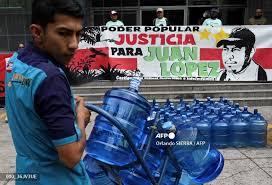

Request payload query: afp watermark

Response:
[155,132,176,140]
[155,132,206,146]
[0,173,39,181]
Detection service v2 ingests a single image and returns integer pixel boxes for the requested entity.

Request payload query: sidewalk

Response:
[0,108,272,185]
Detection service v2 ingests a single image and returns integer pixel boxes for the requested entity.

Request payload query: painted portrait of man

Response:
[216,27,267,81]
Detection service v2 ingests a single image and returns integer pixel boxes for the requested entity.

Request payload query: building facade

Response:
[0,0,270,51]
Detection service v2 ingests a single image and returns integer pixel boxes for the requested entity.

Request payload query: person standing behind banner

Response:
[248,9,268,25]
[106,10,124,27]
[5,0,92,184]
[198,10,211,25]
[202,8,222,27]
[153,8,170,26]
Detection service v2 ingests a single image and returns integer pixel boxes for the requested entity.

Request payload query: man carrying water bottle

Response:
[5,0,92,184]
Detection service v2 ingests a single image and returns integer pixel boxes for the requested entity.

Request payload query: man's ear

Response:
[29,24,44,44]
[250,47,256,58]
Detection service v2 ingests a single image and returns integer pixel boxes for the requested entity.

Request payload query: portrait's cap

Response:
[156,8,164,12]
[110,10,118,15]
[217,27,256,48]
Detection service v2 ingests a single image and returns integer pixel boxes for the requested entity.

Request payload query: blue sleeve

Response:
[34,73,81,147]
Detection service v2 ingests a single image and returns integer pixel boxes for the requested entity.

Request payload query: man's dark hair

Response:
[217,27,256,58]
[32,0,84,28]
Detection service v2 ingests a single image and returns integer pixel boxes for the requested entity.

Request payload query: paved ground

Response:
[0,107,272,185]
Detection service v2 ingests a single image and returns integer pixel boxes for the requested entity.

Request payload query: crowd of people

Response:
[105,7,268,27]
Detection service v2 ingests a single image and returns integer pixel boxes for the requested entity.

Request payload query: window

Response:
[92,0,138,7]
[140,0,186,6]
[93,10,137,26]
[218,0,247,5]
[0,0,23,7]
[221,7,245,25]
[189,0,247,5]
[189,0,217,5]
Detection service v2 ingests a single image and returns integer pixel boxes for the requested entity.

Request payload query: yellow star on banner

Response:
[213,28,229,44]
[199,29,211,40]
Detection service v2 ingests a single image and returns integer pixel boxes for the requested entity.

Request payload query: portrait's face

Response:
[38,14,83,66]
[222,45,246,72]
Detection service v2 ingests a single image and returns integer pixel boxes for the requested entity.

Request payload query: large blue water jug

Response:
[241,106,252,121]
[217,96,224,107]
[169,106,176,117]
[171,115,224,183]
[83,155,116,185]
[205,109,217,122]
[86,78,151,166]
[119,149,163,185]
[212,113,229,148]
[223,107,234,121]
[177,98,186,109]
[190,108,201,122]
[191,99,201,109]
[204,97,212,106]
[202,104,210,116]
[161,163,203,185]
[249,109,267,147]
[207,99,215,110]
[213,102,221,114]
[183,105,194,117]
[231,103,242,114]
[179,170,203,185]
[195,115,212,143]
[230,112,249,147]
[161,161,179,185]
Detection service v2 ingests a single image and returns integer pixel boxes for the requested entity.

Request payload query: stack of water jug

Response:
[83,78,267,185]
[168,96,268,149]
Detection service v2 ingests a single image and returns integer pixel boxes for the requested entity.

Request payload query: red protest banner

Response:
[0,54,13,99]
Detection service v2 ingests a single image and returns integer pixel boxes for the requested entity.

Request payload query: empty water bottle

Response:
[119,147,164,185]
[183,104,194,117]
[223,107,234,121]
[83,155,116,185]
[195,115,212,143]
[204,97,212,106]
[151,99,157,107]
[171,115,224,183]
[86,77,151,166]
[161,161,179,185]
[241,106,252,121]
[205,109,217,122]
[190,108,201,122]
[212,112,229,148]
[191,99,201,109]
[230,112,249,147]
[119,152,162,185]
[179,170,203,185]
[177,98,186,110]
[217,96,224,107]
[213,102,221,114]
[249,109,267,147]
[231,103,242,114]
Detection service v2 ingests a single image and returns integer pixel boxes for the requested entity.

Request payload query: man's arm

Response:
[56,96,90,169]
[34,74,91,169]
